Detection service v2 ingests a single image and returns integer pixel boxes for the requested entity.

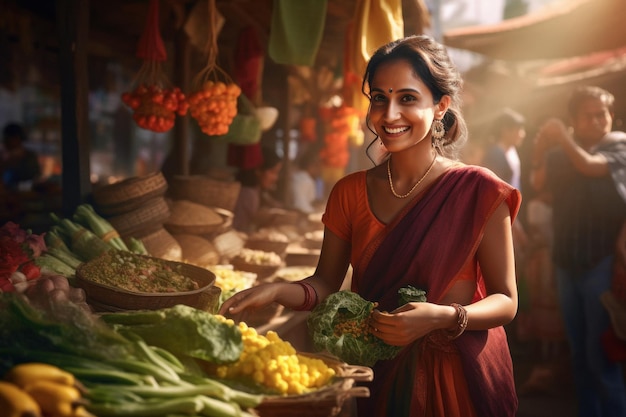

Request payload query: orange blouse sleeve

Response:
[322,170,385,267]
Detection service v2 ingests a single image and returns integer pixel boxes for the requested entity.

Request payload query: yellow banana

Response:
[23,380,81,417]
[0,381,41,417]
[5,363,75,388]
[72,405,97,417]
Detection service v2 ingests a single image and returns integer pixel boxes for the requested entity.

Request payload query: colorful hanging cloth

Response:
[234,26,264,102]
[268,0,328,66]
[136,0,167,61]
[345,0,404,113]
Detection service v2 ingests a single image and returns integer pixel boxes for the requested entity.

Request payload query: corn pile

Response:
[213,267,255,294]
[214,317,336,395]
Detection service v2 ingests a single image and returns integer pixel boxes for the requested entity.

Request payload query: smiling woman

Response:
[219,35,521,417]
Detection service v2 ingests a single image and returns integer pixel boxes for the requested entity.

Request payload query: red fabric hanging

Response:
[227,142,263,170]
[137,0,167,61]
[234,26,264,101]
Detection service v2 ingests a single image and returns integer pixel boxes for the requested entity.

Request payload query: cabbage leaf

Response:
[307,286,426,367]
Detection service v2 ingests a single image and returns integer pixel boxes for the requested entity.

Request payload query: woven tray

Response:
[169,175,242,212]
[106,196,170,238]
[75,255,217,311]
[245,239,289,256]
[230,260,281,280]
[255,352,372,417]
[93,172,168,216]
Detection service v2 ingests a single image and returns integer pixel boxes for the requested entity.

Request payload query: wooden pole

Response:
[56,0,91,215]
[173,28,192,176]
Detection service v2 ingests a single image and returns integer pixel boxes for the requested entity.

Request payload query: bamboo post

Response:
[56,0,91,216]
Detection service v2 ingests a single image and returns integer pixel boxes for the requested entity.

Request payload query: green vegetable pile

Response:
[0,293,262,417]
[307,286,426,367]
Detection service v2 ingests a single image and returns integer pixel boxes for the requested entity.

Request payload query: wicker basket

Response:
[138,227,183,261]
[164,200,225,235]
[230,259,281,280]
[285,248,321,267]
[106,196,170,238]
[245,239,289,256]
[174,234,220,267]
[255,352,372,417]
[75,256,217,311]
[93,172,168,216]
[169,175,242,212]
[212,230,246,260]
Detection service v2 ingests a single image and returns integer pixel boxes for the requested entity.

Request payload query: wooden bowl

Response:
[76,255,217,311]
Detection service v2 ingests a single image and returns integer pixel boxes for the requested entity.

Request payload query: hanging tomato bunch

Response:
[122,85,189,133]
[188,81,241,136]
[318,105,362,169]
[121,0,188,133]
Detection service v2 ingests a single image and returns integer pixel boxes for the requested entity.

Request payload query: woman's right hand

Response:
[218,282,285,321]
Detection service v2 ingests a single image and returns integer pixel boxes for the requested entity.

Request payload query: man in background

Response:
[1,123,41,190]
[532,85,626,417]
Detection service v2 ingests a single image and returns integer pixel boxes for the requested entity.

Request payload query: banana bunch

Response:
[1,363,93,417]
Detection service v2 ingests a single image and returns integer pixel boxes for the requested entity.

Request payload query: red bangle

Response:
[292,281,318,311]
[446,303,468,340]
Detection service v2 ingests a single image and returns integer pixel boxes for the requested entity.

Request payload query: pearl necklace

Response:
[387,153,437,199]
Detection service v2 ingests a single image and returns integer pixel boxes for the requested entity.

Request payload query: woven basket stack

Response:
[163,200,226,267]
[92,172,182,261]
[168,175,242,213]
[166,174,245,265]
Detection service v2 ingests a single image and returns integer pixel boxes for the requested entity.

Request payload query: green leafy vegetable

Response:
[398,285,427,306]
[0,293,132,364]
[100,305,243,364]
[307,287,427,367]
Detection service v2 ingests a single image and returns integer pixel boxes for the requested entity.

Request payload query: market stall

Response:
[0,204,373,416]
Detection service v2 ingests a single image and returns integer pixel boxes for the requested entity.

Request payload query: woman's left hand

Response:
[369,302,453,346]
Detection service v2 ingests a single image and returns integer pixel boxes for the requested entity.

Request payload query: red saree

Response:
[348,165,521,417]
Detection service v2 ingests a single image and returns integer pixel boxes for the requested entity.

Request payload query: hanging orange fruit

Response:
[187,81,241,136]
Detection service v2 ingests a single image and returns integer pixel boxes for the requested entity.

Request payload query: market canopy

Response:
[442,0,626,61]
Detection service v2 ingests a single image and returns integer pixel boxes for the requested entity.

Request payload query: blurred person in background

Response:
[289,145,323,215]
[482,107,526,190]
[1,122,41,190]
[531,85,626,417]
[481,108,529,305]
[232,146,284,234]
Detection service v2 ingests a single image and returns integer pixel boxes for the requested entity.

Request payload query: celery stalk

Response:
[73,204,129,251]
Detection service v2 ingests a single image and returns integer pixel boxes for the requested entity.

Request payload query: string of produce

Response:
[188,0,242,136]
[121,0,188,133]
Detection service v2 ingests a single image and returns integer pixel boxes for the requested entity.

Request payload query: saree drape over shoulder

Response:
[323,165,521,417]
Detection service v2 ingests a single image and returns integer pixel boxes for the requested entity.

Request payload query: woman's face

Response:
[368,58,447,153]
[259,162,282,190]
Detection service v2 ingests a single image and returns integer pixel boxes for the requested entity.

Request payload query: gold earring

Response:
[431,119,445,140]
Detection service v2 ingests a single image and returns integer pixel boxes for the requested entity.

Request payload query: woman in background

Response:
[232,147,283,233]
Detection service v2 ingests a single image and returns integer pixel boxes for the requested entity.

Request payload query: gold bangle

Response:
[446,303,468,340]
